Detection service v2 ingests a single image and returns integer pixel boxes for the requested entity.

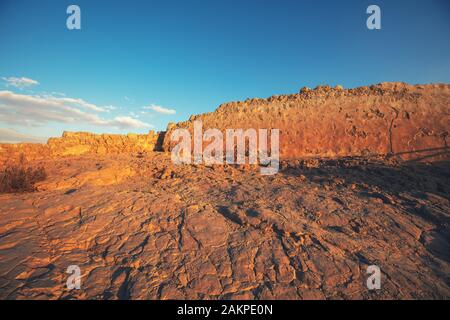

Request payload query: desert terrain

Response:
[0,83,449,299]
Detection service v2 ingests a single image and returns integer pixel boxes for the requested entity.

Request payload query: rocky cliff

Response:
[47,131,164,156]
[0,143,50,165]
[0,130,164,164]
[1,82,449,164]
[163,82,449,161]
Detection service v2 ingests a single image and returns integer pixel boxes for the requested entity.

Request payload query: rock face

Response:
[47,131,163,156]
[0,131,165,164]
[0,143,50,163]
[163,83,450,161]
[1,83,449,164]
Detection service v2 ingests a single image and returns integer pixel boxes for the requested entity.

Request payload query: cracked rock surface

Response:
[0,153,448,299]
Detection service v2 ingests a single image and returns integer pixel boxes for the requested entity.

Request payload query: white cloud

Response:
[143,104,176,115]
[0,128,47,143]
[0,91,151,130]
[104,105,117,111]
[2,77,39,89]
[39,95,107,112]
[111,116,151,129]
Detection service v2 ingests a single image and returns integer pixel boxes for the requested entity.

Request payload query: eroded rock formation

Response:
[1,83,449,164]
[0,82,449,300]
[164,82,449,161]
[47,131,164,156]
[0,131,164,164]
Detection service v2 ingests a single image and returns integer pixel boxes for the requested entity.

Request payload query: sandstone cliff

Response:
[0,130,164,164]
[1,82,449,163]
[163,82,449,161]
[47,131,163,156]
[0,143,50,163]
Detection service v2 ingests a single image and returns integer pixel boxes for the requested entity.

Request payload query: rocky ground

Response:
[0,153,448,299]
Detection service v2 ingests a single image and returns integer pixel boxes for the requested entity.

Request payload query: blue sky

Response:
[0,0,449,142]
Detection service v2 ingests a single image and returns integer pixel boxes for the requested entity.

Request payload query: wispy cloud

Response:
[2,77,39,89]
[104,105,117,111]
[112,116,151,129]
[0,91,151,129]
[143,104,176,115]
[39,94,108,112]
[0,128,47,143]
